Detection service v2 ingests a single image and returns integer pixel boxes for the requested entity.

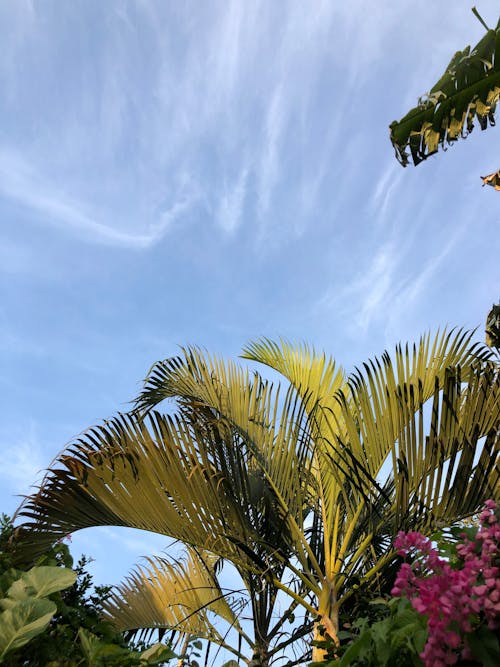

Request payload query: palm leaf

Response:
[12,330,499,659]
[14,411,261,564]
[134,347,317,570]
[103,547,249,658]
[327,359,500,602]
[14,358,312,658]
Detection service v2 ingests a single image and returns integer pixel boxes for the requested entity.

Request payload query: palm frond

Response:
[12,329,499,659]
[13,411,260,564]
[103,547,249,658]
[135,346,317,568]
[324,359,500,604]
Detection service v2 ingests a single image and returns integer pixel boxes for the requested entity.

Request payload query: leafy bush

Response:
[0,564,76,660]
[0,515,174,666]
[311,597,426,667]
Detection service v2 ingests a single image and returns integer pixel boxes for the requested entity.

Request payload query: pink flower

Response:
[391,501,500,667]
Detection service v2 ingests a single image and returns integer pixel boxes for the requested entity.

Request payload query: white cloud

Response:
[384,222,469,333]
[257,85,285,223]
[216,167,248,234]
[0,425,46,495]
[0,0,434,251]
[369,160,405,227]
[0,150,196,248]
[315,214,470,344]
[318,243,399,335]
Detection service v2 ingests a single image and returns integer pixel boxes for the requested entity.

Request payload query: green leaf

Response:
[139,642,176,664]
[0,569,19,598]
[390,12,500,167]
[337,630,372,666]
[0,598,56,659]
[7,566,76,601]
[78,626,101,660]
[467,627,500,667]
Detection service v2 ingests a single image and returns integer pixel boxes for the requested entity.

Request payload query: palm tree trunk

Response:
[311,582,339,662]
[248,644,269,667]
[176,634,191,667]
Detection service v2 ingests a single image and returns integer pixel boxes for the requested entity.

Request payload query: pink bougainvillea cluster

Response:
[391,500,500,667]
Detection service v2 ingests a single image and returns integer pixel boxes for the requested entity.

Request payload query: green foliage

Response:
[390,10,500,167]
[0,565,77,660]
[466,626,500,667]
[77,628,175,666]
[0,515,174,666]
[311,598,426,667]
[0,597,58,660]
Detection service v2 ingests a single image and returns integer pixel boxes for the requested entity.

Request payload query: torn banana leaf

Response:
[390,15,500,167]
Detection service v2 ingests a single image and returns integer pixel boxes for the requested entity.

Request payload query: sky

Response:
[1,0,499,614]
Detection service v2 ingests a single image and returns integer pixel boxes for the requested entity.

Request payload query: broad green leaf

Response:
[7,566,76,601]
[139,642,176,663]
[0,598,56,659]
[337,630,371,665]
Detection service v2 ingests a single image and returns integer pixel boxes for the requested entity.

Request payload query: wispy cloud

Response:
[0,424,46,496]
[257,85,285,224]
[369,160,405,228]
[3,0,409,250]
[216,166,248,234]
[0,150,196,248]
[317,242,400,335]
[315,213,470,343]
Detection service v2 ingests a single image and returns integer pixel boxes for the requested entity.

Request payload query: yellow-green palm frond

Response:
[325,359,499,604]
[13,411,261,565]
[241,330,492,573]
[241,338,344,408]
[103,547,249,657]
[326,328,491,481]
[136,347,261,417]
[135,346,317,564]
[12,329,498,646]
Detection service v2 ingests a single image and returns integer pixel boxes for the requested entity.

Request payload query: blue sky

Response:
[1,0,499,597]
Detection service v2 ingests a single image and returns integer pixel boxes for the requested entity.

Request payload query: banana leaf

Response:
[390,13,500,167]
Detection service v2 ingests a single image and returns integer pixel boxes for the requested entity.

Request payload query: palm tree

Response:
[13,329,500,663]
[389,8,500,180]
[14,351,315,666]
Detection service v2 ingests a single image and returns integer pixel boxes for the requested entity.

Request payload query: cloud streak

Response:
[0,425,46,496]
[0,150,195,248]
[1,0,408,250]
